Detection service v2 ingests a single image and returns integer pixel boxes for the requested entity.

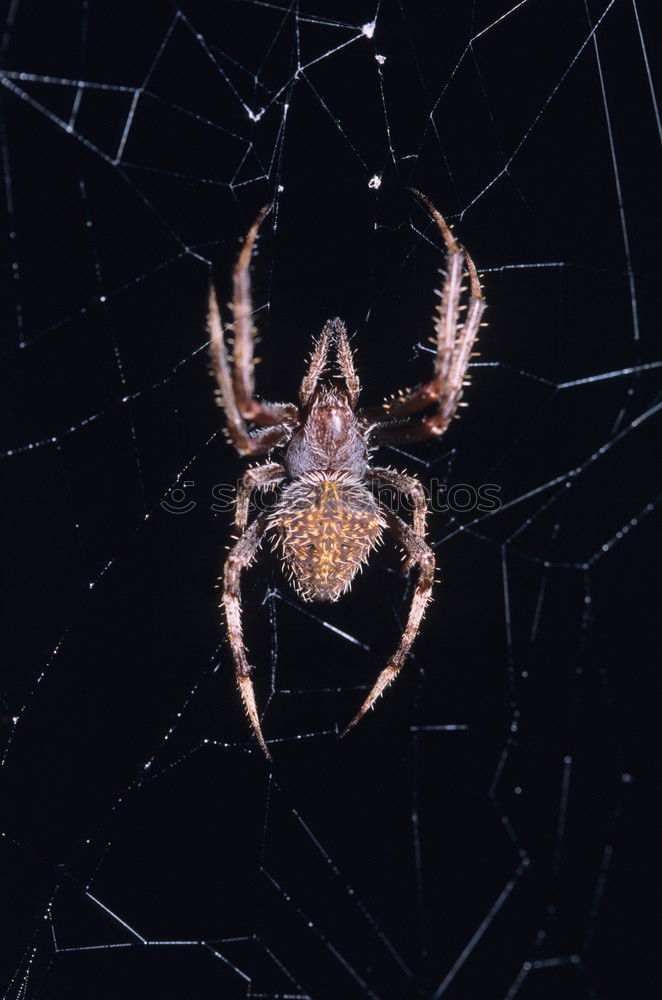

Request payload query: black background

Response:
[1,2,659,998]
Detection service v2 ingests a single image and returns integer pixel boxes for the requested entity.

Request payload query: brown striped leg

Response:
[208,283,296,455]
[222,513,272,757]
[334,319,360,406]
[299,320,333,406]
[230,204,298,427]
[361,190,485,444]
[341,507,435,736]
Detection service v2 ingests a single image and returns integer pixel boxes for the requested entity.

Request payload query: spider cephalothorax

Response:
[271,375,385,602]
[209,191,485,757]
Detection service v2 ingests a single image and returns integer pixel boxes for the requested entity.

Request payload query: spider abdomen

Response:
[270,472,385,602]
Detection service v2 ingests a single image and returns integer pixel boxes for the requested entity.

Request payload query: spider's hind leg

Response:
[222,513,272,758]
[341,507,435,736]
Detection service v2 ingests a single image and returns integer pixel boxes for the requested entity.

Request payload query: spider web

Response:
[1,1,659,998]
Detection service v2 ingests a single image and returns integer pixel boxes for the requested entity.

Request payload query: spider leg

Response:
[222,512,272,758]
[300,317,360,407]
[334,319,360,407]
[300,320,333,406]
[231,205,299,427]
[235,462,285,532]
[208,283,294,456]
[360,190,485,443]
[371,292,484,445]
[341,506,435,737]
[367,467,427,573]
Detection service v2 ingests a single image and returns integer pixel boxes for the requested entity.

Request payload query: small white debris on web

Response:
[375,54,386,65]
[277,185,284,192]
[361,20,376,39]
[368,174,382,189]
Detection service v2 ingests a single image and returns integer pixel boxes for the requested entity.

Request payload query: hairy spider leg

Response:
[209,203,301,456]
[367,466,428,573]
[208,283,292,456]
[410,188,484,304]
[222,512,272,758]
[361,189,485,444]
[235,462,286,532]
[341,507,435,736]
[231,204,297,427]
[333,319,361,406]
[300,321,333,406]
[372,289,484,445]
[300,317,360,408]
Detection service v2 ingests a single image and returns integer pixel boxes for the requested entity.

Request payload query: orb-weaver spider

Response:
[208,191,485,757]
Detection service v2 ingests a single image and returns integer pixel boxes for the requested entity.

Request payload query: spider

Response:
[209,190,485,757]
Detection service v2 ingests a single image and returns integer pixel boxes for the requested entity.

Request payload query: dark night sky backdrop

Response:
[1,2,659,998]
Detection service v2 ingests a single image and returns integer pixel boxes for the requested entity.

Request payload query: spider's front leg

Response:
[230,205,297,427]
[361,189,485,446]
[341,507,435,736]
[222,512,272,758]
[299,317,360,408]
[235,462,285,533]
[209,284,294,456]
[209,205,299,456]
